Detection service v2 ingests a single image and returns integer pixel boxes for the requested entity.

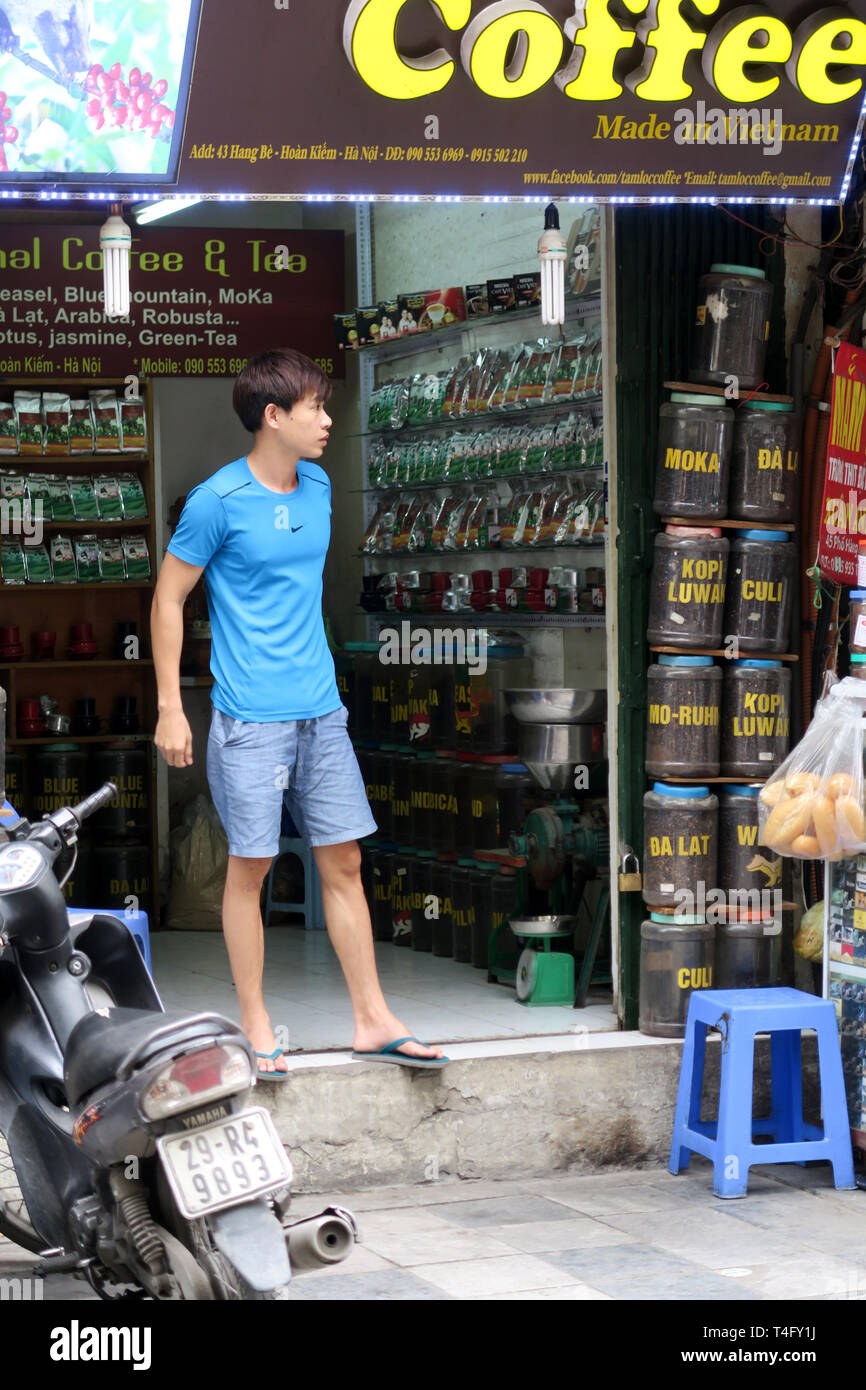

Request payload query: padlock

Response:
[618,849,642,892]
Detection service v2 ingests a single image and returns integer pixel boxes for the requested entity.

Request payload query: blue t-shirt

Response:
[166,456,340,722]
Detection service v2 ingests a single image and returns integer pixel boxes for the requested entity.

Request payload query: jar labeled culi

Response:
[639,915,715,1037]
[723,529,795,653]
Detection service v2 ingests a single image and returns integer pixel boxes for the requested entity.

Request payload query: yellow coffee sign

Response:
[343,1,866,106]
[11,0,861,200]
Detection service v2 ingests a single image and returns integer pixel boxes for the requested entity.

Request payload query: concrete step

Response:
[257,1031,819,1194]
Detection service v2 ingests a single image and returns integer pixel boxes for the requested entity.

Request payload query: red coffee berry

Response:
[152,79,168,99]
[89,64,103,78]
[163,110,175,128]
[0,106,10,121]
[109,62,122,80]
[91,112,105,130]
[129,67,141,84]
[0,93,6,107]
[86,97,100,116]
[116,82,129,101]
[4,127,17,143]
[141,72,152,87]
[98,72,111,92]
[148,121,161,138]
[115,105,128,125]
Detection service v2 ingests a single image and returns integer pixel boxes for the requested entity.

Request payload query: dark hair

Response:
[232,349,332,433]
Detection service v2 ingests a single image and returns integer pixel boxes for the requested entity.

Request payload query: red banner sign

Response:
[818,342,866,585]
[0,226,345,379]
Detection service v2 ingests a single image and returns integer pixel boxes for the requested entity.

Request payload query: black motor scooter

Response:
[0,782,357,1299]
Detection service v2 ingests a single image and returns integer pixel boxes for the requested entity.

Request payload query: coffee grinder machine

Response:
[487,689,611,1007]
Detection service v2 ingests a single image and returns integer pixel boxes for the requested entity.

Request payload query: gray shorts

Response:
[206,705,378,858]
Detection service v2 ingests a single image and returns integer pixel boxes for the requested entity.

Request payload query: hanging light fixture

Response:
[100,203,131,319]
[538,202,567,327]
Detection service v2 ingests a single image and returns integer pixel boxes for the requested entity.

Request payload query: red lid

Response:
[457,752,480,762]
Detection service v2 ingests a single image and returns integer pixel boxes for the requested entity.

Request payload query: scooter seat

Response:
[64,1007,231,1109]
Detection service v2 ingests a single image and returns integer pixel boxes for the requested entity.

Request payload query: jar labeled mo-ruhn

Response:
[646,654,721,779]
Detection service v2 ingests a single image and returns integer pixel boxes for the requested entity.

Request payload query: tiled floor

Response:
[6,1161,866,1301]
[148,926,617,1051]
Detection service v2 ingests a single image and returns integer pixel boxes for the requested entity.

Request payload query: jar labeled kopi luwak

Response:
[646,528,729,648]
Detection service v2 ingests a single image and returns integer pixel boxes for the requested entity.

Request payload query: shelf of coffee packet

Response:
[662,382,794,404]
[354,393,604,440]
[353,462,606,495]
[360,610,606,628]
[649,645,798,662]
[358,541,607,557]
[351,293,602,364]
[659,516,795,532]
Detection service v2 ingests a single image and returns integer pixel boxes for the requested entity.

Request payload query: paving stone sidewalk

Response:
[2,1159,866,1301]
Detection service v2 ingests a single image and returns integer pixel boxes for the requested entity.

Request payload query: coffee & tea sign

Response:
[818,342,866,585]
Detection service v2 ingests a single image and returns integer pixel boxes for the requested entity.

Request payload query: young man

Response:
[151,349,447,1076]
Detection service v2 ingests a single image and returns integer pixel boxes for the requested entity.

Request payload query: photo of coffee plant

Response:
[0,0,199,179]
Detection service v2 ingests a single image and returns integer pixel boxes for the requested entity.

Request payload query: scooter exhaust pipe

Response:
[286,1212,356,1270]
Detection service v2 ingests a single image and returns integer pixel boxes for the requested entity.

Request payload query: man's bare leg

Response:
[222,854,288,1074]
[313,840,443,1060]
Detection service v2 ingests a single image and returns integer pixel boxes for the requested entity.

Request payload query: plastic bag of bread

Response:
[758,676,866,860]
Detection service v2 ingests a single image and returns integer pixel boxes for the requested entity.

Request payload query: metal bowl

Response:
[509,915,577,937]
[504,688,607,724]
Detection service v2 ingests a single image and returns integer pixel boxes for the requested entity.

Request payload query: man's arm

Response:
[151,552,205,767]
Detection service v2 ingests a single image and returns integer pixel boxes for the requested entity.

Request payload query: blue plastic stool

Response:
[68,907,152,975]
[264,837,325,930]
[669,987,856,1198]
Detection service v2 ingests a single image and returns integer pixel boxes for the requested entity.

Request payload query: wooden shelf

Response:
[659,516,795,532]
[0,376,160,925]
[649,646,798,662]
[0,660,153,670]
[9,735,153,746]
[31,520,150,530]
[0,455,148,465]
[1,582,152,592]
[663,381,794,404]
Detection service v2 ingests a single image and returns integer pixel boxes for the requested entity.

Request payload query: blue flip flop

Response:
[255,1048,290,1081]
[351,1036,450,1068]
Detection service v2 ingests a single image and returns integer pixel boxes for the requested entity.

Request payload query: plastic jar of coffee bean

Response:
[639,914,715,1037]
[718,785,782,898]
[643,782,718,910]
[646,527,729,648]
[729,400,800,524]
[723,529,796,653]
[653,392,734,520]
[850,590,866,656]
[720,659,791,778]
[690,263,773,392]
[646,654,721,779]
